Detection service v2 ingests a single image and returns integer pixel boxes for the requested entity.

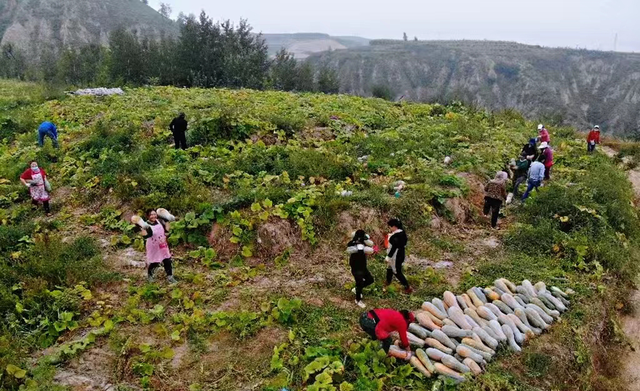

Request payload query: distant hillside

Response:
[262,33,369,58]
[308,40,640,135]
[0,0,177,55]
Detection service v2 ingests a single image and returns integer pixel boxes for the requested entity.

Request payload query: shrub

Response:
[371,84,394,101]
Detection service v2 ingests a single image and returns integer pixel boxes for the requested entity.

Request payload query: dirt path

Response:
[602,146,640,391]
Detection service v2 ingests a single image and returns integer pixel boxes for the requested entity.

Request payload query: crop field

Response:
[0,81,636,390]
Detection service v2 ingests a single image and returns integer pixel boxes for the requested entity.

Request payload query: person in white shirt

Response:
[522,161,545,200]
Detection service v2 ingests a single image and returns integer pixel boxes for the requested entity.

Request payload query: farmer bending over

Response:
[360,308,415,357]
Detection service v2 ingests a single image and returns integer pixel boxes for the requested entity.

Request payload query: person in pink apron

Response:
[141,209,177,283]
[20,160,51,216]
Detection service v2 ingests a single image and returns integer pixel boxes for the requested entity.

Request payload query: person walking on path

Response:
[522,160,546,200]
[483,171,508,229]
[512,155,531,198]
[37,121,58,148]
[537,124,550,144]
[169,113,188,150]
[521,138,538,161]
[359,308,415,356]
[383,219,413,294]
[20,160,52,216]
[587,125,601,153]
[347,230,375,308]
[141,210,177,283]
[537,142,554,180]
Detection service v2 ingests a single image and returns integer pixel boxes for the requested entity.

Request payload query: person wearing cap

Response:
[169,112,188,150]
[537,142,554,180]
[537,124,550,144]
[587,125,601,153]
[359,308,415,357]
[521,138,538,161]
[347,230,375,308]
[522,160,546,200]
[484,171,508,228]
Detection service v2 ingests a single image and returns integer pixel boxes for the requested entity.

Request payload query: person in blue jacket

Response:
[38,121,58,148]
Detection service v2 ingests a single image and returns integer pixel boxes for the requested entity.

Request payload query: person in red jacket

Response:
[537,124,550,143]
[20,160,52,216]
[537,142,554,180]
[359,308,415,356]
[587,125,601,153]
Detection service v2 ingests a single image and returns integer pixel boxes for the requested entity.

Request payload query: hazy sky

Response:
[149,0,640,52]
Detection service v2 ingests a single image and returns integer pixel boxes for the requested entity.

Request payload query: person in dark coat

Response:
[169,113,188,150]
[347,230,375,308]
[521,138,538,161]
[383,219,413,294]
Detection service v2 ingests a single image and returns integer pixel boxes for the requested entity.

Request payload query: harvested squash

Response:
[463,358,483,376]
[551,286,569,299]
[425,347,447,361]
[410,356,432,377]
[483,287,501,301]
[448,307,473,330]
[526,304,554,324]
[540,291,567,312]
[409,323,431,339]
[461,338,494,355]
[467,289,484,307]
[501,293,524,311]
[432,298,447,313]
[388,345,410,360]
[425,338,453,355]
[416,349,437,373]
[464,307,487,327]
[485,303,506,317]
[432,329,458,351]
[461,294,476,310]
[465,314,480,329]
[442,325,474,339]
[488,319,507,342]
[494,279,512,294]
[534,281,547,294]
[522,280,538,298]
[530,298,560,319]
[434,363,466,382]
[524,307,550,330]
[442,355,471,373]
[407,332,426,347]
[444,291,459,309]
[460,343,493,362]
[426,311,445,327]
[456,295,469,310]
[473,287,488,304]
[501,278,518,293]
[472,326,499,349]
[422,302,447,320]
[502,324,521,352]
[477,306,497,321]
[416,312,441,331]
[456,345,485,365]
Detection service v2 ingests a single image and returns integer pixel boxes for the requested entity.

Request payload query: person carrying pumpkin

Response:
[359,308,415,357]
[384,219,413,295]
[140,209,177,283]
[20,160,52,216]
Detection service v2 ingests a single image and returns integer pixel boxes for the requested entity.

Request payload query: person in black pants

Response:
[384,219,413,294]
[169,112,188,150]
[483,172,508,229]
[347,230,375,308]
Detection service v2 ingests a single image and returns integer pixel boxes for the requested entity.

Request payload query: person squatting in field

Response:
[20,160,52,216]
[347,230,375,308]
[384,219,413,294]
[141,209,177,284]
[359,308,415,357]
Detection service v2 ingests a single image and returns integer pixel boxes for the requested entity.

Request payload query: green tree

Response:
[295,61,315,92]
[371,84,394,100]
[159,3,172,19]
[108,28,146,85]
[316,66,340,94]
[270,48,298,91]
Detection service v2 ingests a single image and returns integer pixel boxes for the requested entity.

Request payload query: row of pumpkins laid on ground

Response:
[389,278,572,382]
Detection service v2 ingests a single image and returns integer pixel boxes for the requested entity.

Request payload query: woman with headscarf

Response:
[347,230,375,308]
[141,209,177,283]
[20,160,52,216]
[384,219,413,294]
[484,171,508,229]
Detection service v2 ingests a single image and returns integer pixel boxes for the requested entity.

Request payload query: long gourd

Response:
[477,306,497,321]
[442,318,458,328]
[501,293,524,311]
[456,295,469,310]
[425,311,445,327]
[483,288,501,301]
[498,314,524,344]
[409,323,431,339]
[514,295,528,308]
[431,329,458,351]
[460,343,493,362]
[550,286,569,299]
[416,312,441,331]
[481,324,500,341]
[464,308,488,327]
[407,332,426,347]
[473,287,488,304]
[494,279,512,294]
[515,293,531,304]
[534,281,547,294]
[456,345,485,365]
[416,349,437,373]
[465,315,480,329]
[514,308,541,335]
[524,307,550,330]
[501,278,518,293]
[472,327,499,349]
[444,291,459,309]
[442,325,474,339]
[540,291,567,312]
[502,324,521,352]
[463,358,483,376]
[493,300,514,314]
[507,314,535,339]
[441,355,471,373]
[530,298,560,319]
[425,338,453,355]
[461,294,476,310]
[410,356,432,377]
[522,280,538,298]
[526,304,554,325]
[388,345,410,360]
[448,307,473,330]
[484,303,506,318]
[425,347,447,361]
[422,302,447,320]
[432,298,447,314]
[467,289,484,307]
[461,337,494,354]
[434,363,466,382]
[488,319,508,342]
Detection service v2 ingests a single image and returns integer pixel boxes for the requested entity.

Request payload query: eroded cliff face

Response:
[310,41,640,135]
[0,0,177,54]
